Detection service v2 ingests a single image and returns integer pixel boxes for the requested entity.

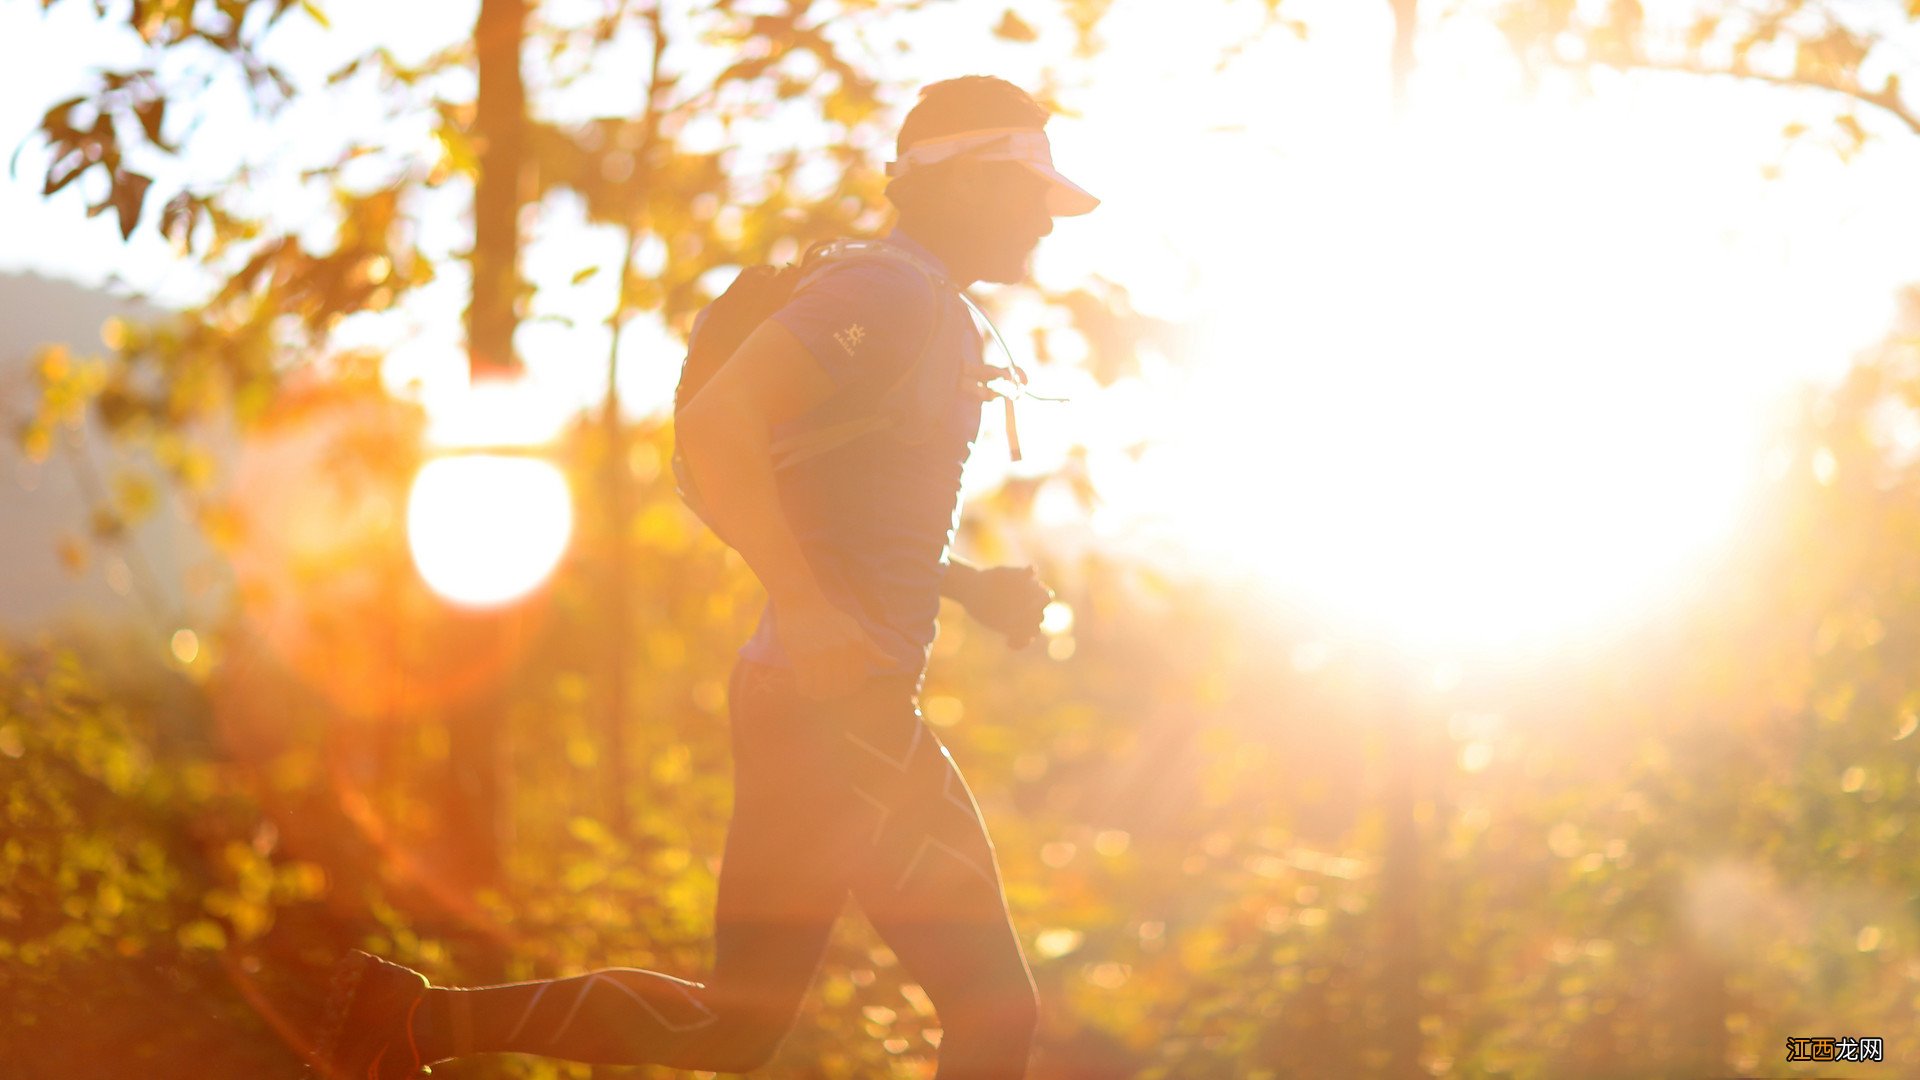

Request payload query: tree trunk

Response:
[1390,0,1417,113]
[446,0,528,904]
[469,0,528,376]
[601,228,637,839]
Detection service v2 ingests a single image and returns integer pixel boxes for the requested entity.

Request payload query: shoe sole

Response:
[312,949,432,1080]
[312,949,371,1080]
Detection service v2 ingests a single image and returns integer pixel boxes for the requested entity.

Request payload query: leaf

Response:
[1834,114,1869,161]
[20,421,51,462]
[56,535,88,575]
[113,471,157,526]
[43,149,89,197]
[567,816,615,848]
[112,172,152,239]
[133,98,171,152]
[570,265,600,285]
[37,94,87,138]
[89,506,125,541]
[992,9,1039,42]
[1686,16,1717,50]
[325,53,365,86]
[268,65,296,102]
[160,191,203,247]
[176,919,227,951]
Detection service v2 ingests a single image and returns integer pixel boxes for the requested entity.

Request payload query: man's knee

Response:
[1002,984,1040,1043]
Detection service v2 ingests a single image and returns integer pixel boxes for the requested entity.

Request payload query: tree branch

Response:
[1622,56,1920,140]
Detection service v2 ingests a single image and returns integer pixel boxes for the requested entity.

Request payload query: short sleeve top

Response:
[739,229,986,679]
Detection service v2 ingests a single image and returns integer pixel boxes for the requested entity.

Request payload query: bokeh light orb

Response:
[407,454,573,607]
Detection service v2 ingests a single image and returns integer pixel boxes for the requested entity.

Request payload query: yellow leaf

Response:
[177,919,227,951]
[567,816,613,847]
[33,344,70,383]
[992,9,1039,42]
[21,422,52,463]
[113,471,158,525]
[56,535,87,575]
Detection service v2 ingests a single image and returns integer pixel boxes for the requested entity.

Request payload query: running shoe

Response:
[313,949,433,1080]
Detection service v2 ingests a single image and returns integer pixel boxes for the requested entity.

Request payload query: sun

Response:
[1156,111,1766,650]
[407,453,574,608]
[1035,16,1879,654]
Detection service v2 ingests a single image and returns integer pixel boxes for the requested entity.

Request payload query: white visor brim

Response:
[888,126,1099,217]
[1019,160,1099,217]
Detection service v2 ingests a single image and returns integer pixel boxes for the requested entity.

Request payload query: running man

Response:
[316,75,1098,1079]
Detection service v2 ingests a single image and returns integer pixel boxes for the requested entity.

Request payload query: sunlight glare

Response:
[1146,106,1766,649]
[1040,12,1908,652]
[408,455,574,607]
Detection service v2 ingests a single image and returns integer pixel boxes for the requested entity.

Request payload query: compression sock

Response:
[407,969,721,1066]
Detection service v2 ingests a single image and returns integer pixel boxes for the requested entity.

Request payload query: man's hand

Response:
[775,595,894,700]
[962,358,1021,402]
[957,565,1054,649]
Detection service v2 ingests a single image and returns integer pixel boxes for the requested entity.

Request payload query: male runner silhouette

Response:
[316,75,1097,1079]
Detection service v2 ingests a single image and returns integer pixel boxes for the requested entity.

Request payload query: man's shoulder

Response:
[767,246,955,380]
[799,249,943,311]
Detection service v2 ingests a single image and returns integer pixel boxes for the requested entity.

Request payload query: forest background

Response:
[6,0,1920,1077]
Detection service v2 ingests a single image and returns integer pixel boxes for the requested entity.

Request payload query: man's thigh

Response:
[831,684,1035,1022]
[710,662,872,1012]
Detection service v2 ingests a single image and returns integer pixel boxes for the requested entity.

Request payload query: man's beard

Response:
[971,234,1038,284]
[946,216,1038,284]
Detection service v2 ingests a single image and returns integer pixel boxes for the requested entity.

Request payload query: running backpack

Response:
[671,238,952,530]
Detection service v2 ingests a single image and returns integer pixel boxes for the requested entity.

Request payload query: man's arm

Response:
[939,554,983,607]
[677,318,890,697]
[939,552,1053,650]
[678,318,829,605]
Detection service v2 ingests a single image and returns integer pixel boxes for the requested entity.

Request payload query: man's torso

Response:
[738,230,985,677]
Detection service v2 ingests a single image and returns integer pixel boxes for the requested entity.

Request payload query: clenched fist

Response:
[959,564,1054,649]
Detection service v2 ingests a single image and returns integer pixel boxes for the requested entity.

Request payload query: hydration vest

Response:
[671,238,957,527]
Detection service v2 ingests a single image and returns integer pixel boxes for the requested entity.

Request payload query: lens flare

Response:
[407,454,573,607]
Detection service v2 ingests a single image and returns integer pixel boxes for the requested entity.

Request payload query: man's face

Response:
[954,162,1055,285]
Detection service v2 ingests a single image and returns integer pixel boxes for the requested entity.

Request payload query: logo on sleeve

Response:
[834,323,866,356]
